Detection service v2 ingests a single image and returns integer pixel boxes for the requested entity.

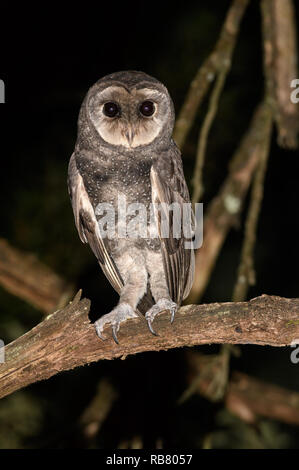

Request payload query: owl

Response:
[68,71,194,343]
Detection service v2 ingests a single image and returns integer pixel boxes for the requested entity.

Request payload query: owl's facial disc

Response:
[88,86,169,148]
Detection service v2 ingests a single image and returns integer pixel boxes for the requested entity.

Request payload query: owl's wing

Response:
[67,153,124,294]
[150,145,195,305]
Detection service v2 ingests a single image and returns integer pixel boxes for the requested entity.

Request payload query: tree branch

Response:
[79,378,118,441]
[0,292,298,400]
[192,68,228,204]
[232,105,273,301]
[261,0,299,148]
[188,100,272,303]
[173,0,250,148]
[226,371,299,426]
[0,238,74,313]
[182,351,299,426]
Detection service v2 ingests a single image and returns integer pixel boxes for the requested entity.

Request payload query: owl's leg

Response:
[145,251,178,335]
[95,249,148,343]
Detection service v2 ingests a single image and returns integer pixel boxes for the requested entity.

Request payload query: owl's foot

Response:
[145,298,178,336]
[95,302,138,344]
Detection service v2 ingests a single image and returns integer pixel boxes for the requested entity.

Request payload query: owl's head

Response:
[80,71,175,150]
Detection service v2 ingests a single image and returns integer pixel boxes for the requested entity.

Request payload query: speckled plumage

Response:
[68,71,194,342]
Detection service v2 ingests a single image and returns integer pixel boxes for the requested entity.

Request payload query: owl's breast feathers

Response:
[75,143,194,303]
[75,149,155,210]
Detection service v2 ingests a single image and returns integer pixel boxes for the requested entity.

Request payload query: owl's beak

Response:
[125,126,135,147]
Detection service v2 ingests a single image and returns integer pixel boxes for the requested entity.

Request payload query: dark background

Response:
[0,0,299,448]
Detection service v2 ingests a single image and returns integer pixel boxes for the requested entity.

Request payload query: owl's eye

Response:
[103,102,120,118]
[139,100,155,117]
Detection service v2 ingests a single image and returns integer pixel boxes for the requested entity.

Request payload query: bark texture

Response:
[0,292,298,399]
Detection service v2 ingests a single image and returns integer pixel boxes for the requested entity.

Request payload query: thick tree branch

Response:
[0,292,298,399]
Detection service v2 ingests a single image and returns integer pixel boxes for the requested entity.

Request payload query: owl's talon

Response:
[112,325,119,344]
[147,319,158,336]
[145,298,178,335]
[94,303,137,343]
[97,332,106,341]
[94,323,107,341]
[170,308,176,324]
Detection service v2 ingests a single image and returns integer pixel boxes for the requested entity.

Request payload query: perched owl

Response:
[68,71,194,343]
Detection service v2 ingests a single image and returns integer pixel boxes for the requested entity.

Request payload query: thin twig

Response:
[232,110,273,301]
[192,69,228,204]
[173,0,250,148]
[79,378,118,441]
[188,101,272,304]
